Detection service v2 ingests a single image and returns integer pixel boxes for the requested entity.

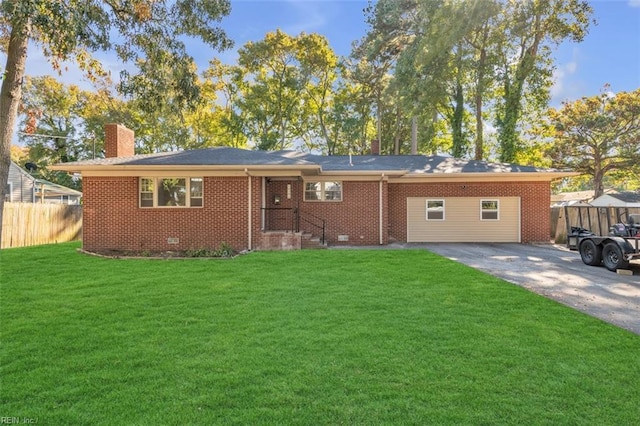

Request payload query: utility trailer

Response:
[565,206,640,272]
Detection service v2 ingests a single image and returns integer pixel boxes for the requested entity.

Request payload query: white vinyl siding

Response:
[407,197,520,243]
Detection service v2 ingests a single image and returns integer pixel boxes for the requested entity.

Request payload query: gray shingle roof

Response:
[55,147,560,174]
[60,147,315,167]
[276,152,545,173]
[609,192,640,203]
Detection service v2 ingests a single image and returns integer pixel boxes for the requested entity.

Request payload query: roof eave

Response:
[389,171,578,183]
[50,163,321,174]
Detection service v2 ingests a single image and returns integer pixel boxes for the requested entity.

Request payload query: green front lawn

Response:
[1,243,639,425]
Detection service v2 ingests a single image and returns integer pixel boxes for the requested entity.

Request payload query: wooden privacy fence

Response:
[1,202,82,249]
[552,205,640,244]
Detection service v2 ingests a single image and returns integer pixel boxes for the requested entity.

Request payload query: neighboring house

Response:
[51,124,574,253]
[6,161,82,205]
[551,190,596,206]
[590,192,640,208]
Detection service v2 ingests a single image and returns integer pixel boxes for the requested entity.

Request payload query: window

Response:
[190,178,203,207]
[426,199,444,220]
[304,181,342,201]
[140,178,154,207]
[158,178,186,206]
[4,183,12,202]
[481,200,499,220]
[139,177,203,208]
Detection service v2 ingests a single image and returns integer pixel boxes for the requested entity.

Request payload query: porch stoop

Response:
[258,231,301,250]
[257,231,326,250]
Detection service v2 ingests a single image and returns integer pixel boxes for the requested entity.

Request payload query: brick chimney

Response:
[370,139,380,155]
[104,123,135,158]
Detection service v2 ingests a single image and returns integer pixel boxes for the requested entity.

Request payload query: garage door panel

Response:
[407,197,520,243]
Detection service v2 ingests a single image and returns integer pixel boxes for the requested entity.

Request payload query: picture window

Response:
[139,177,203,208]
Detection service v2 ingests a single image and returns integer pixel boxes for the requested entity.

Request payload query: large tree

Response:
[546,88,640,198]
[197,59,248,149]
[495,0,592,163]
[236,30,339,151]
[356,0,593,162]
[0,0,232,246]
[18,75,89,189]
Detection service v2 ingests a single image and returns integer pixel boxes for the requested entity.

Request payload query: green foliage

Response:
[358,0,593,162]
[495,0,593,163]
[2,0,232,108]
[545,87,640,197]
[18,76,90,189]
[185,242,235,258]
[2,243,640,423]
[234,30,341,151]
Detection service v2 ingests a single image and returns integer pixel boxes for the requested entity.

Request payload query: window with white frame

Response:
[140,178,154,207]
[481,200,499,220]
[190,178,203,207]
[426,199,444,220]
[139,177,203,208]
[304,181,342,201]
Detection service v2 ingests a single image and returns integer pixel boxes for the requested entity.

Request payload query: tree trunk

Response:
[0,20,31,248]
[593,167,605,199]
[474,45,486,161]
[411,116,418,155]
[451,80,465,158]
[451,46,466,158]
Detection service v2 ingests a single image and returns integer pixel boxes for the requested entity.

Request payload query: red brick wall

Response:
[82,176,250,253]
[104,124,134,158]
[82,175,550,252]
[264,180,302,231]
[300,181,387,246]
[388,181,551,243]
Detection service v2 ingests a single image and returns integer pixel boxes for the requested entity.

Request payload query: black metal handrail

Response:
[261,207,297,233]
[260,207,326,245]
[298,209,326,245]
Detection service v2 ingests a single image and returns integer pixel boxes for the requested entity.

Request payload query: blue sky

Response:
[11,0,640,105]
[214,0,640,105]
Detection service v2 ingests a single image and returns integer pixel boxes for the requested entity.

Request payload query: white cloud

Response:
[283,0,328,35]
[629,0,640,8]
[550,62,575,99]
[550,47,585,105]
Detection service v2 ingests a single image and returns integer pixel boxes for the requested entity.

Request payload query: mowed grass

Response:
[1,243,639,425]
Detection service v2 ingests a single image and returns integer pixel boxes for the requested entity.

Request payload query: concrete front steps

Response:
[301,232,327,249]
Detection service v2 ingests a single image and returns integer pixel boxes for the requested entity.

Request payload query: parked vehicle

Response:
[566,206,640,272]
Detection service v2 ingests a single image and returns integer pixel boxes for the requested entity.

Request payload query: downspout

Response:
[261,177,266,230]
[245,169,252,251]
[379,173,384,245]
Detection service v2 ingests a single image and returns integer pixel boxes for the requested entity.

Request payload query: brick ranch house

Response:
[51,124,574,253]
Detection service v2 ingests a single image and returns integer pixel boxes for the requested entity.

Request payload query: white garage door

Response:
[407,197,521,243]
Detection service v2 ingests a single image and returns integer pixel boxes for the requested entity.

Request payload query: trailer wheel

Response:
[602,242,630,272]
[579,240,602,266]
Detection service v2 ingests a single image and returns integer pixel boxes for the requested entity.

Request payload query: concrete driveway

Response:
[418,243,640,335]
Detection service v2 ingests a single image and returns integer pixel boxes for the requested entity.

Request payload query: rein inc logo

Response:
[0,418,38,424]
